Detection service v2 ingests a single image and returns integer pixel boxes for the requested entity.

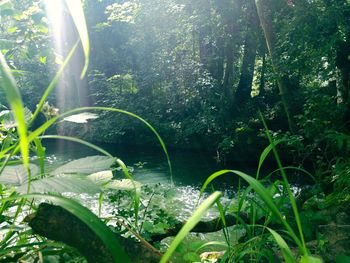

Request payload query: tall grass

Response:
[197,120,323,262]
[0,52,29,169]
[160,191,222,263]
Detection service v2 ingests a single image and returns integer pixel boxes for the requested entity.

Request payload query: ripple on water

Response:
[62,183,235,224]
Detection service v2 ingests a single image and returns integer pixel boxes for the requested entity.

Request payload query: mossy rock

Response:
[318,223,350,261]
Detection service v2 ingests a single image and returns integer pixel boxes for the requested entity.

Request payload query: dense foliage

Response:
[2,0,350,156]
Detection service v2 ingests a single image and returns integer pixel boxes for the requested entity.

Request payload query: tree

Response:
[234,0,260,107]
[255,0,296,131]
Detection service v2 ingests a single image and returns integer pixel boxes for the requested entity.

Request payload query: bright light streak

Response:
[44,0,90,131]
[44,0,64,54]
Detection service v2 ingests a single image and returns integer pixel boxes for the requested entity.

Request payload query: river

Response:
[43,140,256,188]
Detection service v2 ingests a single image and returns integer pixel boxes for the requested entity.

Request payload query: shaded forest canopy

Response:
[1,0,350,162]
[0,0,349,201]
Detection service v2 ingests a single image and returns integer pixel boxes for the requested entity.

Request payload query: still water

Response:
[41,140,264,222]
[43,140,254,188]
[40,139,250,221]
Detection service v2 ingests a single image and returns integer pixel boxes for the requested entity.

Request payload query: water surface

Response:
[43,140,249,188]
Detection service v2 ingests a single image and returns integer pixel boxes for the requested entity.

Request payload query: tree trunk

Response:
[213,0,240,115]
[255,0,295,132]
[215,36,225,81]
[234,0,260,107]
[222,43,234,102]
[25,203,161,263]
[25,202,298,262]
[259,51,266,97]
[335,40,350,105]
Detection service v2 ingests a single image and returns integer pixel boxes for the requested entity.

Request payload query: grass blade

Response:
[266,227,295,263]
[200,169,302,248]
[300,255,323,263]
[160,191,222,263]
[195,241,228,252]
[39,135,112,157]
[0,52,29,168]
[256,139,284,179]
[199,170,232,195]
[33,138,45,177]
[266,166,316,182]
[260,112,307,255]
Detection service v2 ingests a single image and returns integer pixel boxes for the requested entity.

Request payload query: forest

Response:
[0,0,349,262]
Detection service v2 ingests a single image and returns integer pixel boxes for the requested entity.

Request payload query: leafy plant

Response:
[195,115,324,262]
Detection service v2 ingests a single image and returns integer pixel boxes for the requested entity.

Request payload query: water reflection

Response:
[42,140,229,187]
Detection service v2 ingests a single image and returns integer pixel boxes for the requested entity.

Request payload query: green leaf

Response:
[64,0,89,78]
[16,175,101,194]
[195,241,228,252]
[256,139,284,179]
[199,170,232,196]
[200,169,302,248]
[33,138,45,176]
[87,170,113,185]
[39,135,113,157]
[37,24,48,34]
[143,221,169,234]
[39,56,46,64]
[300,255,323,263]
[160,191,222,263]
[7,26,17,34]
[105,179,142,191]
[52,155,115,175]
[267,227,295,263]
[188,240,205,251]
[0,52,29,167]
[0,164,38,185]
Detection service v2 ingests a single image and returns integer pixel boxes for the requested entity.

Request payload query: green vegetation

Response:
[1,0,350,262]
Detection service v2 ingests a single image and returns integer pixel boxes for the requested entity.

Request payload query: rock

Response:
[318,223,350,261]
